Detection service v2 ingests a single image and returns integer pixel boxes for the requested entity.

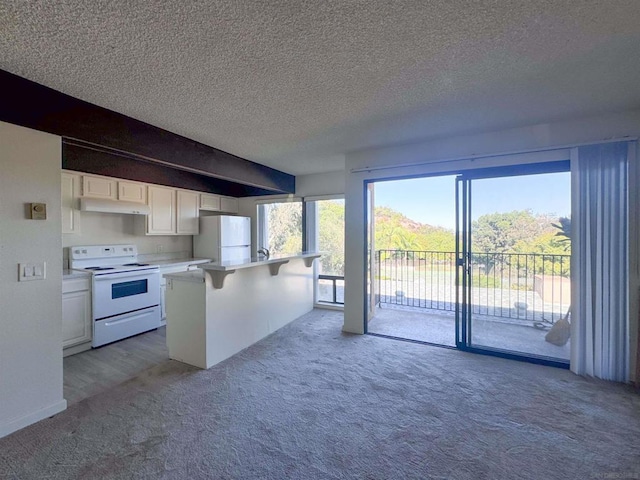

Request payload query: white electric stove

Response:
[70,245,161,347]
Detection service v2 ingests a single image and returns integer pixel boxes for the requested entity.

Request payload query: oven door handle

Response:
[93,270,159,281]
[103,312,151,327]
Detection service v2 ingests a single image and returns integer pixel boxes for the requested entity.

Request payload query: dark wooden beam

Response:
[0,69,295,194]
[63,143,277,197]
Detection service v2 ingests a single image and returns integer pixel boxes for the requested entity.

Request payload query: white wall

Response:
[0,121,67,438]
[343,110,640,381]
[295,170,345,198]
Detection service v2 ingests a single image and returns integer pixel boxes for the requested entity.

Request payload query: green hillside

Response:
[375,206,455,252]
[374,206,570,255]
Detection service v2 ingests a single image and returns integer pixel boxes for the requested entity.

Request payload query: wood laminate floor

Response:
[63,326,168,406]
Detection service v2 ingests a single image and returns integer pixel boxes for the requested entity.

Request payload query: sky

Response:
[374,172,571,230]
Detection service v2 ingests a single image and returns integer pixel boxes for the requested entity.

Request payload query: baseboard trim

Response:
[0,399,67,439]
[314,303,344,311]
[63,341,92,357]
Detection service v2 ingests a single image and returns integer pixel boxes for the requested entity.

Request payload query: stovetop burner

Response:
[70,245,158,275]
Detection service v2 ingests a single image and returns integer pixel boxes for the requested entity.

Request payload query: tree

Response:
[471,210,570,275]
[318,200,345,275]
[551,217,571,252]
[472,210,546,254]
[265,202,303,255]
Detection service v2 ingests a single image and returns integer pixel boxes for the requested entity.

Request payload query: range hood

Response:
[80,198,151,215]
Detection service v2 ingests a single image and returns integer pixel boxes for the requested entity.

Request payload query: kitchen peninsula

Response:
[164,252,320,369]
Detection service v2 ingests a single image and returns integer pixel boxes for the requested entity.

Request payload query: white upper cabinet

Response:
[147,186,176,235]
[118,181,147,204]
[220,196,239,214]
[82,174,117,199]
[145,187,200,236]
[61,171,81,234]
[176,190,199,235]
[63,170,240,236]
[201,194,238,213]
[200,193,221,211]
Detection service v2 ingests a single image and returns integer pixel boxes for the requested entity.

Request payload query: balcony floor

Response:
[367,305,570,361]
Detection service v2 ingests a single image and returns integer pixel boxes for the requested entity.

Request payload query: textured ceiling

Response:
[2,1,640,175]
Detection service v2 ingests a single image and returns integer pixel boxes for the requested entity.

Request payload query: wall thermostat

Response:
[30,203,47,220]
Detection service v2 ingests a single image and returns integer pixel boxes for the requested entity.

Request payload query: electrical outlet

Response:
[156,244,163,253]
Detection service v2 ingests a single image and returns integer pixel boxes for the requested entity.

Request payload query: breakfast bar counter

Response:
[164,253,320,369]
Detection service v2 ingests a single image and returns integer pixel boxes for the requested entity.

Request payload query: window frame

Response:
[305,195,345,309]
[256,197,305,256]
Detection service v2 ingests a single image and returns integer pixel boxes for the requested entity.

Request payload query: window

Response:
[307,198,345,305]
[257,200,303,256]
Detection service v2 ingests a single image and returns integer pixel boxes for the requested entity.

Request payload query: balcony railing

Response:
[377,250,571,324]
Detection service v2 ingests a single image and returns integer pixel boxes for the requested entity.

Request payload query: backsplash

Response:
[62,211,193,268]
[137,251,192,262]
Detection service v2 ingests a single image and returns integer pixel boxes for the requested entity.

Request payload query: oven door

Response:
[93,270,160,320]
[93,305,161,347]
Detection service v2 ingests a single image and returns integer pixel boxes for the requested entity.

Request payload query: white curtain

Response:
[571,142,632,381]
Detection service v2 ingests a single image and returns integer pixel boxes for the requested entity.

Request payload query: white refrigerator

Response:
[194,215,251,262]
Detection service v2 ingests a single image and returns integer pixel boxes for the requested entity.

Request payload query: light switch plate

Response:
[18,262,46,281]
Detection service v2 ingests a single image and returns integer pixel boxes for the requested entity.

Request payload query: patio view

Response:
[368,172,572,363]
[374,248,571,359]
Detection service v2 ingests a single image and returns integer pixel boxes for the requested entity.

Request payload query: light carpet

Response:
[1,309,639,479]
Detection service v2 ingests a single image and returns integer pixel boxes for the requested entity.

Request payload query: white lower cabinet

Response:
[160,263,206,324]
[160,278,167,324]
[62,277,92,354]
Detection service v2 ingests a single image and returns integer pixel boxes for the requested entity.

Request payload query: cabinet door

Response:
[160,280,167,322]
[118,181,147,204]
[200,193,221,211]
[62,290,92,348]
[82,175,117,199]
[177,190,200,234]
[147,186,176,234]
[220,196,239,214]
[61,172,81,234]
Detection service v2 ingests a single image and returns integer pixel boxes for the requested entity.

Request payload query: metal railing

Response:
[377,250,571,324]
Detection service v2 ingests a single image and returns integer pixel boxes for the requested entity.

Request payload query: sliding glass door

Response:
[456,163,571,364]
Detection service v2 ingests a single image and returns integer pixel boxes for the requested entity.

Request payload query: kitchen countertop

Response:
[146,258,211,268]
[63,258,211,279]
[63,269,91,279]
[164,270,206,283]
[197,252,320,272]
[164,252,321,288]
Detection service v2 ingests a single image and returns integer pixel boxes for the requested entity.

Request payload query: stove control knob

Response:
[82,249,87,254]
[74,249,80,254]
